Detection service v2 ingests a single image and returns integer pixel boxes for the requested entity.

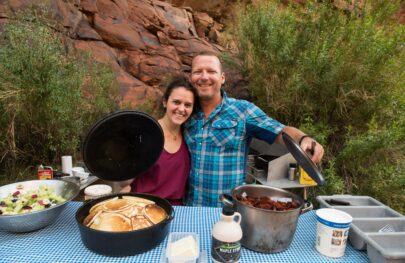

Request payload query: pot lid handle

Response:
[282,132,326,186]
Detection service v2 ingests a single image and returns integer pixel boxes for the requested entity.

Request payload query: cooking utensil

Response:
[221,184,312,253]
[0,180,79,232]
[282,132,326,186]
[325,199,351,206]
[82,110,164,181]
[75,192,174,256]
[78,110,173,256]
[378,224,395,233]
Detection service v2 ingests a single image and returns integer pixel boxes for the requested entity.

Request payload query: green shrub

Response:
[0,8,119,183]
[231,0,405,212]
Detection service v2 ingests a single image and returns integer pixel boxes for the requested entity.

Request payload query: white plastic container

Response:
[316,208,353,258]
[211,206,242,263]
[166,232,200,263]
[84,184,112,200]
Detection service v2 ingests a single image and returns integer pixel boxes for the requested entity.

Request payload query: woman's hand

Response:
[119,185,132,193]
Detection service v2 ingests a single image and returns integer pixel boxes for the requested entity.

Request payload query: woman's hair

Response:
[163,75,199,113]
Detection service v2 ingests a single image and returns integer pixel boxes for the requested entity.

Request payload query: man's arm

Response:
[274,126,324,164]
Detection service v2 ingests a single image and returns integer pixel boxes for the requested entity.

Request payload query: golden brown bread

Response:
[83,196,168,232]
[90,213,132,232]
[144,204,168,224]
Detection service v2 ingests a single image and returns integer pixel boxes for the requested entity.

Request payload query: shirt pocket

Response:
[210,119,242,149]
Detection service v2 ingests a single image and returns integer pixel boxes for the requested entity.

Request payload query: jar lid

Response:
[84,184,112,197]
[82,110,164,181]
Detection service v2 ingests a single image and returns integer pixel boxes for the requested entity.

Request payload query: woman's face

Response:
[163,87,195,126]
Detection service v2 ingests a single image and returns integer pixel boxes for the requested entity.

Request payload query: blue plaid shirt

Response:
[183,91,285,207]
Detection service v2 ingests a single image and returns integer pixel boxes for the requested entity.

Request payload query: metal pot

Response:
[221,184,312,253]
[75,192,174,256]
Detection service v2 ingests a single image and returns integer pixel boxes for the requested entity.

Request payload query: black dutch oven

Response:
[75,110,174,256]
[75,192,174,256]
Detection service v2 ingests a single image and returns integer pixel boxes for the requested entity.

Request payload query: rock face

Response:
[0,0,247,108]
[1,0,403,107]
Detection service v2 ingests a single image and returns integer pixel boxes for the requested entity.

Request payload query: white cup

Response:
[72,167,89,183]
[61,156,73,175]
[315,208,353,258]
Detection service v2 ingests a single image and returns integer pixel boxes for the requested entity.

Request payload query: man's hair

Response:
[192,51,223,72]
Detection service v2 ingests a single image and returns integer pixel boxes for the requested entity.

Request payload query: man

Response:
[183,51,324,207]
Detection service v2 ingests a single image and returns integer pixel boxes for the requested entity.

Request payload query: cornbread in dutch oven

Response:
[75,111,174,256]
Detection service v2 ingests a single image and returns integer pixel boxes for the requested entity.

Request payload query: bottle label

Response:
[37,166,53,180]
[211,237,241,263]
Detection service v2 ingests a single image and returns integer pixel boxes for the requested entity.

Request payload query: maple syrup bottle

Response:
[211,206,243,263]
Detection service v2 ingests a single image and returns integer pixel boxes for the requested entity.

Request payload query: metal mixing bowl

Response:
[0,179,80,232]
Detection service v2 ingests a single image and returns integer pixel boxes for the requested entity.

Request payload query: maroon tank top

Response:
[130,138,190,205]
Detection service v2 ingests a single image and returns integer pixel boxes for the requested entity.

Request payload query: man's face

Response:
[191,55,225,101]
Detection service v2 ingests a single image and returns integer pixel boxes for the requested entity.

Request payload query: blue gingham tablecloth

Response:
[0,202,368,263]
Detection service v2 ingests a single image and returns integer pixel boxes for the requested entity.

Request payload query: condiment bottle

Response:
[288,163,297,181]
[84,184,112,200]
[211,206,243,263]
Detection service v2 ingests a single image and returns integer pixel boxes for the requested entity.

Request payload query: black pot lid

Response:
[82,110,164,181]
[282,132,326,186]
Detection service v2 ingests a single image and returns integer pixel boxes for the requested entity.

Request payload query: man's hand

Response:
[300,136,324,164]
[275,126,325,164]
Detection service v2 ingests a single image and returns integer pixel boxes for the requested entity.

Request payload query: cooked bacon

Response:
[235,194,300,211]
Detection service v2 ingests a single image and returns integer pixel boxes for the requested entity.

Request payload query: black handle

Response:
[325,199,351,206]
[219,194,234,207]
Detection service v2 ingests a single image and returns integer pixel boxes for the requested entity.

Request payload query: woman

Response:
[119,76,198,205]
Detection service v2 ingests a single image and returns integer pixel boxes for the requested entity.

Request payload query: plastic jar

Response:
[84,184,112,200]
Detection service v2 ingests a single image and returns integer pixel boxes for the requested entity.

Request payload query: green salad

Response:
[0,185,66,215]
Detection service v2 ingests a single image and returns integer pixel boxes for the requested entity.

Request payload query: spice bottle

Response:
[211,206,243,263]
[288,163,297,181]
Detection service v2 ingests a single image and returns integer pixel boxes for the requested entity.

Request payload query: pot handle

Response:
[300,201,313,214]
[167,209,175,221]
[220,194,234,207]
[233,212,242,225]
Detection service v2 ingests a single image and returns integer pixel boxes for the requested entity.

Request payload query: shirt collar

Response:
[204,89,228,121]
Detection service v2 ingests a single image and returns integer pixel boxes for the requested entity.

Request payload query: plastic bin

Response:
[317,195,385,208]
[349,218,405,250]
[336,206,403,218]
[366,233,405,263]
[316,195,405,262]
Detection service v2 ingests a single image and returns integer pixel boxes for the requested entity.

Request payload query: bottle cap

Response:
[222,205,234,216]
